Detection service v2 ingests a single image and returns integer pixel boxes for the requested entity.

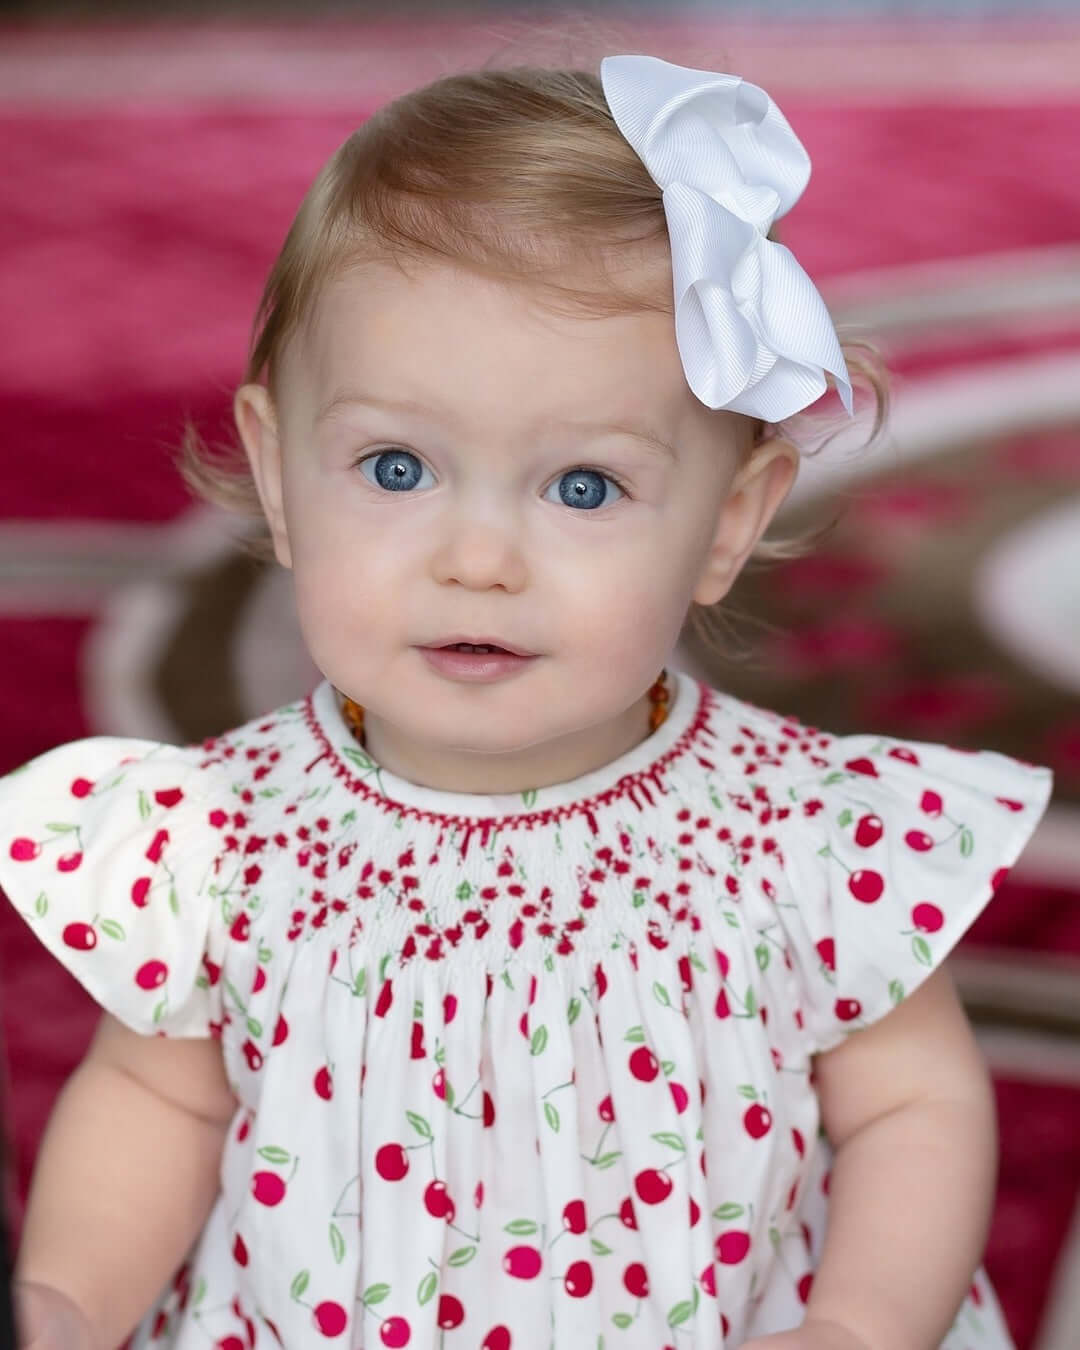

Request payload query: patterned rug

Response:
[0,17,1078,1349]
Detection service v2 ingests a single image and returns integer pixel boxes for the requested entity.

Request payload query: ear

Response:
[692,440,799,607]
[234,383,292,569]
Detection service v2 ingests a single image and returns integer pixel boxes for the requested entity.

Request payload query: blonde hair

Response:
[181,62,888,660]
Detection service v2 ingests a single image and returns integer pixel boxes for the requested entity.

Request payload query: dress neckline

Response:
[305,669,713,827]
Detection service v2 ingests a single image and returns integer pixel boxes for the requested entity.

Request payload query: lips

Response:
[424,636,536,658]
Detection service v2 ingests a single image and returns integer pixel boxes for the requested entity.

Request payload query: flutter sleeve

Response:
[775,732,1053,1056]
[0,737,229,1038]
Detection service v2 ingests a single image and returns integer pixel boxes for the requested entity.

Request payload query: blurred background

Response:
[1,2,1079,1347]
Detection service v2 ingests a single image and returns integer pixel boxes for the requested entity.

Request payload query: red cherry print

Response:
[848,870,884,904]
[990,867,1008,892]
[230,913,251,942]
[432,1068,449,1101]
[242,1040,263,1071]
[677,955,693,992]
[970,1280,983,1308]
[743,1104,772,1139]
[715,1230,751,1264]
[888,746,919,764]
[920,790,943,816]
[217,1337,244,1350]
[380,1318,411,1348]
[634,1168,673,1204]
[798,1272,814,1304]
[481,1329,511,1350]
[904,830,934,853]
[562,1199,587,1234]
[669,1081,689,1114]
[689,1195,701,1227]
[57,852,83,873]
[474,1180,484,1209]
[598,1094,615,1122]
[482,1091,495,1127]
[314,1067,333,1100]
[374,979,393,1017]
[997,797,1023,812]
[792,1127,805,1158]
[145,828,169,863]
[273,1014,289,1046]
[313,1301,347,1337]
[131,877,151,908]
[563,1260,593,1298]
[815,938,835,972]
[594,963,608,998]
[251,1171,286,1206]
[623,1262,649,1298]
[443,993,458,1024]
[503,1246,542,1279]
[409,1021,425,1059]
[853,814,883,848]
[70,777,93,798]
[232,1233,249,1266]
[251,965,267,994]
[715,947,731,978]
[9,838,40,861]
[835,998,862,1022]
[629,1046,659,1082]
[912,903,944,934]
[375,1143,409,1181]
[619,1195,638,1229]
[154,787,184,809]
[135,959,168,990]
[844,756,878,777]
[62,922,97,951]
[699,1264,716,1297]
[424,1180,456,1222]
[436,1295,464,1330]
[714,988,731,1019]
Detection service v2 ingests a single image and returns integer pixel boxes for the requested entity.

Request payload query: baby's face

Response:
[240,259,786,792]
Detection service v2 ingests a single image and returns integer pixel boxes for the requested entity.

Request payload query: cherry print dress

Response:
[0,671,1052,1350]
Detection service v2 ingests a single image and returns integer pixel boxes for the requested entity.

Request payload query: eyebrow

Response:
[315,389,679,463]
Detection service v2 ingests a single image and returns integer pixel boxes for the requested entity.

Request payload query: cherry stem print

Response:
[815,845,885,905]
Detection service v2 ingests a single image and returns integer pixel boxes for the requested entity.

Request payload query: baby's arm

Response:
[15,1012,235,1349]
[793,965,997,1350]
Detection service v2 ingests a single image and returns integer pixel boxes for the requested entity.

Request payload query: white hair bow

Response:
[601,54,853,422]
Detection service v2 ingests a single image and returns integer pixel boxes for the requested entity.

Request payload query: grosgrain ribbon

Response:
[600,54,853,421]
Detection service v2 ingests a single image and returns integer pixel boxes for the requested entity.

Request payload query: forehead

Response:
[287,259,695,428]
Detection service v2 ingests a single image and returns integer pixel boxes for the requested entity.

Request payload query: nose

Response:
[428,516,528,593]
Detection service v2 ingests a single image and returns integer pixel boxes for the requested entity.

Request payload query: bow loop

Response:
[601,54,853,420]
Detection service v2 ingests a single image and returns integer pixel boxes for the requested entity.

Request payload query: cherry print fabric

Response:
[0,672,1052,1349]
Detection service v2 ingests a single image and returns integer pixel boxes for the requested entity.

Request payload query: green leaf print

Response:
[258,1146,291,1164]
[593,1152,621,1170]
[836,808,853,828]
[504,1219,539,1236]
[567,997,581,1025]
[631,891,646,909]
[668,1300,695,1328]
[34,893,47,917]
[755,943,770,972]
[152,999,166,1025]
[362,1283,390,1306]
[544,1101,560,1133]
[291,1270,310,1300]
[329,1222,345,1264]
[521,788,538,808]
[652,982,671,1008]
[960,828,974,857]
[246,1017,263,1037]
[353,968,367,997]
[624,1026,645,1044]
[406,1111,433,1140]
[889,979,905,1005]
[590,1238,612,1257]
[530,1026,548,1056]
[456,881,472,901]
[100,919,124,941]
[723,911,739,929]
[612,1313,633,1329]
[448,1247,476,1267]
[744,987,757,1016]
[378,953,391,982]
[651,1132,685,1152]
[417,1272,437,1305]
[661,1060,675,1077]
[412,1000,424,1020]
[736,1085,758,1101]
[138,790,151,821]
[823,771,847,786]
[712,1202,744,1221]
[168,888,179,916]
[193,1277,207,1307]
[912,936,932,967]
[343,745,377,772]
[45,821,77,833]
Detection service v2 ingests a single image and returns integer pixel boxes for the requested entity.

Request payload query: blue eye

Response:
[546,469,624,511]
[358,449,434,493]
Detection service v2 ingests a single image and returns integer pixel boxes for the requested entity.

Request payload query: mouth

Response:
[422,636,537,658]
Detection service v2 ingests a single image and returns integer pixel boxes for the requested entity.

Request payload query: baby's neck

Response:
[358,692,656,796]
